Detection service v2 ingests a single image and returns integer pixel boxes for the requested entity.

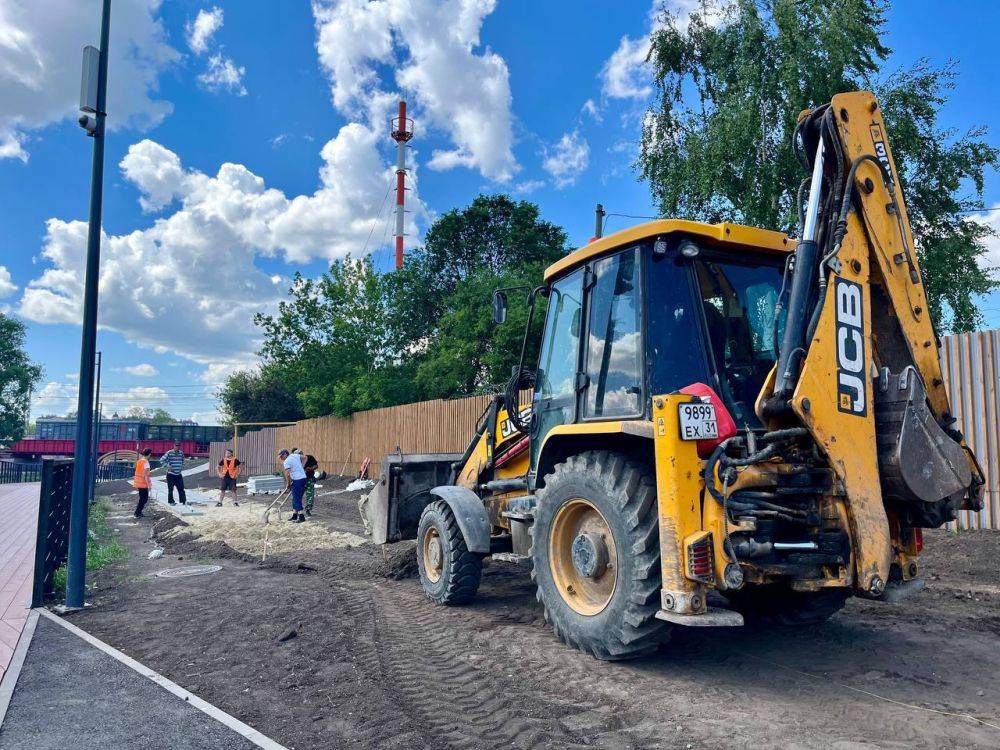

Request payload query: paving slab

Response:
[0,484,38,683]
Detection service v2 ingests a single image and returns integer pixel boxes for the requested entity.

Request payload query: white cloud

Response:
[19,131,426,364]
[600,1,727,101]
[125,363,158,377]
[186,6,223,55]
[33,380,77,414]
[32,379,206,419]
[602,35,654,101]
[542,130,590,188]
[0,0,179,161]
[0,266,16,298]
[311,0,518,182]
[514,179,545,194]
[581,99,602,122]
[198,53,247,96]
[189,408,224,425]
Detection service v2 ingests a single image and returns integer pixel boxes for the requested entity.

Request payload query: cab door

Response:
[530,268,584,469]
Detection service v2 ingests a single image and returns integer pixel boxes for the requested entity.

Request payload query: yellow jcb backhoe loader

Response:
[365,91,984,660]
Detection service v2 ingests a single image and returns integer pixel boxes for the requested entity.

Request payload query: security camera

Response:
[78,114,98,136]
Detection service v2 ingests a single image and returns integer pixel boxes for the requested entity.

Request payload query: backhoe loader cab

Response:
[365,91,983,660]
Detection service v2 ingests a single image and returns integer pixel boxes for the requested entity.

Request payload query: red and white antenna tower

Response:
[390,101,414,270]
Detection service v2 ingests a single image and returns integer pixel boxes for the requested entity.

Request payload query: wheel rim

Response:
[422,526,443,583]
[549,498,618,616]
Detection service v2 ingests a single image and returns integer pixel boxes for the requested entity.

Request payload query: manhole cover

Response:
[156,564,222,579]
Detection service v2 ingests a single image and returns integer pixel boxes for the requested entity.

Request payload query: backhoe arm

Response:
[760,91,983,595]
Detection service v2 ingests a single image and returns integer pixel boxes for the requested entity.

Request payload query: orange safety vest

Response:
[221,457,239,478]
[133,458,149,489]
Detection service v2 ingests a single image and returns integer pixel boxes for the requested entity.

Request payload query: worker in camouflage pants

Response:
[302,453,319,516]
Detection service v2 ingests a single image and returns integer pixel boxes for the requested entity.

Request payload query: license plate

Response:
[678,402,719,441]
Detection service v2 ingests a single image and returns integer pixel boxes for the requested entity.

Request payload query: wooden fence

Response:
[273,394,503,478]
[207,427,279,478]
[941,329,1000,530]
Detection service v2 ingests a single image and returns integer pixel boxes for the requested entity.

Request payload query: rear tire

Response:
[416,500,482,605]
[724,586,849,626]
[531,451,668,660]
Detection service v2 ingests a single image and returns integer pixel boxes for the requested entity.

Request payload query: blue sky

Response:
[1,0,997,424]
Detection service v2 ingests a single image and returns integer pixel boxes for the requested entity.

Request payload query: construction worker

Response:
[133,448,152,518]
[302,453,319,517]
[161,440,187,505]
[279,448,307,523]
[217,448,242,507]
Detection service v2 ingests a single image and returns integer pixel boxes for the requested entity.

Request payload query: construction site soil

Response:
[66,482,1000,749]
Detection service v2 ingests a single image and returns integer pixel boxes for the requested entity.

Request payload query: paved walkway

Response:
[0,485,38,683]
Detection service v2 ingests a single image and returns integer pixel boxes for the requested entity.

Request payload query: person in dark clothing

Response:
[161,441,187,505]
[302,454,320,517]
[133,448,153,518]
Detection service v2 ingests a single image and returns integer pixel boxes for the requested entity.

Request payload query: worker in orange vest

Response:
[217,448,242,507]
[133,447,152,518]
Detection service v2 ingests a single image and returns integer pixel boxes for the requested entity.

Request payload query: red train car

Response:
[9,438,203,459]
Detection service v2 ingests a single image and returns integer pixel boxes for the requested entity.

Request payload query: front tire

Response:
[416,500,483,605]
[531,451,668,660]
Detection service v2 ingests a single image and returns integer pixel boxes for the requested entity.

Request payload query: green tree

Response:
[640,0,999,332]
[410,195,566,396]
[0,313,43,442]
[254,256,422,418]
[218,368,305,425]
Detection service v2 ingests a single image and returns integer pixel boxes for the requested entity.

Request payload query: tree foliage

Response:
[124,407,180,424]
[640,0,999,332]
[0,313,43,443]
[219,195,567,420]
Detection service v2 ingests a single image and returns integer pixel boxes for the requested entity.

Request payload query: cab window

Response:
[532,268,584,462]
[693,258,784,425]
[584,248,642,417]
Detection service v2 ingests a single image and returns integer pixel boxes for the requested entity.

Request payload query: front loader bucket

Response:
[363,453,463,544]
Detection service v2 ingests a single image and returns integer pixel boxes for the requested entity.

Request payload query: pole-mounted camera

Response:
[78,45,101,137]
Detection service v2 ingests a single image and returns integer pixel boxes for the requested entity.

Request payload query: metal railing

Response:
[0,460,42,484]
[0,458,130,485]
[31,459,74,607]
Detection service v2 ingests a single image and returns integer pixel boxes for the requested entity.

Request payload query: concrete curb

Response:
[35,609,288,750]
[0,610,39,728]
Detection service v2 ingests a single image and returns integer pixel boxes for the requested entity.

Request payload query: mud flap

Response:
[428,486,491,554]
[874,367,974,526]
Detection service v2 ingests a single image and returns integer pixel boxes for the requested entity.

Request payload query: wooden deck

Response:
[0,483,39,683]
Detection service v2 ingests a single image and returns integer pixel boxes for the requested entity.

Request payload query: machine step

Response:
[655,607,744,627]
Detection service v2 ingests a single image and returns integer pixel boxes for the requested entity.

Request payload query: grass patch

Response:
[51,499,129,597]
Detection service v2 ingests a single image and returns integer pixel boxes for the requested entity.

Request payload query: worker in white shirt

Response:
[279,448,307,523]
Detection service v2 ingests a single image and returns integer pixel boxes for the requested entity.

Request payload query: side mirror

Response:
[492,290,508,325]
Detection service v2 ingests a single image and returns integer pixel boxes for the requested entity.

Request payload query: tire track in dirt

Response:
[361,578,693,750]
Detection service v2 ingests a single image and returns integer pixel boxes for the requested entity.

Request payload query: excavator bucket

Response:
[874,366,977,526]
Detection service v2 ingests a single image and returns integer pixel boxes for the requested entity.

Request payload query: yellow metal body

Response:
[455,402,531,528]
[651,395,708,614]
[545,220,793,282]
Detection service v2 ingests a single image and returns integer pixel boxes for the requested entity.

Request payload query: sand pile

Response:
[158,499,367,557]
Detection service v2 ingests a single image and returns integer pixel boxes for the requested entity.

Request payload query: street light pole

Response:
[87,352,103,505]
[65,0,111,610]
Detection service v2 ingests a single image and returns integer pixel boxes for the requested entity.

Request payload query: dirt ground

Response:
[66,485,1000,750]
